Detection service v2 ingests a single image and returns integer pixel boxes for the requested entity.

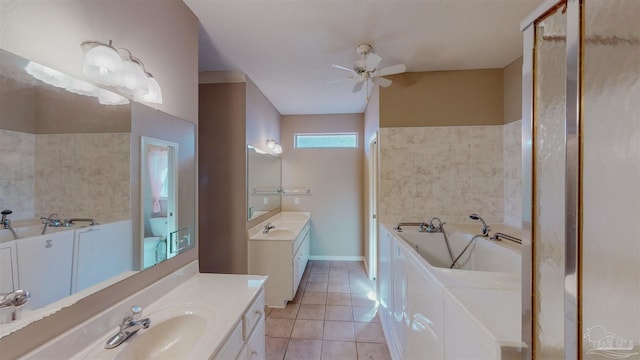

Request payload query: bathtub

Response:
[378,223,523,359]
[395,225,521,289]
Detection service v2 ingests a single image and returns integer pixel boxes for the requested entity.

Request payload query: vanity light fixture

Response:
[81,40,163,104]
[266,139,283,155]
[25,60,129,105]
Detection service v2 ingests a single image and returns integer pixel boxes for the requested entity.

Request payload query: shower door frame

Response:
[521,0,583,359]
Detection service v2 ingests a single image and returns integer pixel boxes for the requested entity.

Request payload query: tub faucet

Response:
[425,217,446,233]
[1,209,13,229]
[105,305,151,349]
[263,222,275,234]
[469,213,491,237]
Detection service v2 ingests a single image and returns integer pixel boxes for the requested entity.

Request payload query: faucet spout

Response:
[105,305,151,349]
[1,209,13,229]
[263,222,275,234]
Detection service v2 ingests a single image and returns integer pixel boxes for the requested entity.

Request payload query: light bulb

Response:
[83,44,123,86]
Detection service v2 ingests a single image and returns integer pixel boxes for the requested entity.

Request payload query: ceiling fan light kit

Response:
[332,43,406,95]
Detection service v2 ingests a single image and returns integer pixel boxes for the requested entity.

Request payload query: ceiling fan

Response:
[332,44,406,93]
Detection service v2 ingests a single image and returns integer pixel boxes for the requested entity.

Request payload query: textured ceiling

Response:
[184,0,544,115]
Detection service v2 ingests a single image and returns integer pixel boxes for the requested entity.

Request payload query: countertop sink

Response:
[82,303,215,360]
[250,228,296,240]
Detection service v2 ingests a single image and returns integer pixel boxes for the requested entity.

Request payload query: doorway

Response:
[141,136,178,269]
[367,134,378,280]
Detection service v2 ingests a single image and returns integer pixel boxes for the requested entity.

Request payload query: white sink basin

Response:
[83,304,216,359]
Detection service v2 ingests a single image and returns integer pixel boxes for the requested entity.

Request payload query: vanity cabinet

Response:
[214,288,265,360]
[248,219,310,308]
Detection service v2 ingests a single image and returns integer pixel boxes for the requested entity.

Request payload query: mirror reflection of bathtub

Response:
[0,48,196,335]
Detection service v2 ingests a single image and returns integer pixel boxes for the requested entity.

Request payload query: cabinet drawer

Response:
[243,289,265,340]
[293,222,310,253]
[214,320,243,360]
[247,317,266,360]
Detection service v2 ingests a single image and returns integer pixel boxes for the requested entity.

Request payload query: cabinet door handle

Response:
[254,309,263,316]
[251,350,259,358]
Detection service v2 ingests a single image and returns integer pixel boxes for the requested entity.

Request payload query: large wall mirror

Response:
[0,48,195,336]
[247,146,281,220]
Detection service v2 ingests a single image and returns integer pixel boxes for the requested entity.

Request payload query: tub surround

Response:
[378,223,522,359]
[21,261,267,359]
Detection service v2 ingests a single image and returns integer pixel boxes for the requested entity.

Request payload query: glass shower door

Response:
[581,0,640,358]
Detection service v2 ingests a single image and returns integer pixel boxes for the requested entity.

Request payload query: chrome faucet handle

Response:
[122,305,143,326]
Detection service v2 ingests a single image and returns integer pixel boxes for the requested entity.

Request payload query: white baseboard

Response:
[308,255,365,261]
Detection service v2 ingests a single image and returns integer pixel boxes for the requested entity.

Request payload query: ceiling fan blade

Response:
[365,53,382,70]
[332,64,357,74]
[352,81,364,93]
[373,76,393,88]
[376,64,407,76]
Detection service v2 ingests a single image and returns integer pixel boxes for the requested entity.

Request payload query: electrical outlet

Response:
[263,197,268,204]
[294,197,299,205]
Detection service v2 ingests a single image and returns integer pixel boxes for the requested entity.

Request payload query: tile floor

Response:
[265,260,392,360]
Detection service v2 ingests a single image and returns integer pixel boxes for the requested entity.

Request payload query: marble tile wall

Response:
[0,129,35,220]
[379,124,520,226]
[34,133,130,221]
[503,120,522,227]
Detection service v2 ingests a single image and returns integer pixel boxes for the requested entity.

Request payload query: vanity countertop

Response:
[21,262,266,360]
[248,211,310,241]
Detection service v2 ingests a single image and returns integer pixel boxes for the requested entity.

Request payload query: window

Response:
[294,133,358,149]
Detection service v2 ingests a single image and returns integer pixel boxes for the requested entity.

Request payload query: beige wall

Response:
[0,2,199,357]
[198,74,281,274]
[379,69,504,127]
[246,78,281,149]
[281,114,364,258]
[503,57,523,124]
[198,82,248,274]
[0,0,198,125]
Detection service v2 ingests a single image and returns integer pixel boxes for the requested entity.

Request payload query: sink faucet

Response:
[1,209,13,229]
[263,222,275,234]
[0,290,31,324]
[469,213,491,237]
[105,305,151,349]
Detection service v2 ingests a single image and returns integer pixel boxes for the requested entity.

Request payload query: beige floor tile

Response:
[285,339,322,360]
[266,318,295,338]
[354,322,386,343]
[297,304,326,320]
[328,282,351,293]
[301,292,327,305]
[322,340,357,360]
[270,303,300,319]
[328,274,350,283]
[326,293,351,306]
[323,321,355,341]
[291,319,324,340]
[325,305,353,321]
[356,342,392,360]
[351,293,376,307]
[329,268,349,276]
[266,337,289,360]
[308,272,329,282]
[352,306,379,323]
[306,280,328,292]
